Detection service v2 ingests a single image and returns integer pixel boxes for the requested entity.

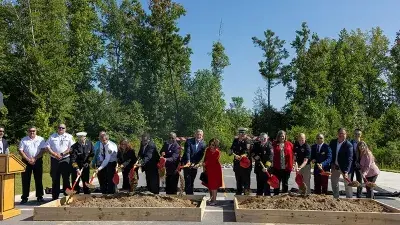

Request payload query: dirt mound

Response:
[238,194,390,212]
[69,193,199,208]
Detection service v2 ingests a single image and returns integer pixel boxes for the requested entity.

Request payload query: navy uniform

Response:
[294,141,312,194]
[70,132,94,194]
[96,139,118,194]
[310,143,332,194]
[252,136,273,196]
[230,128,252,195]
[160,140,180,194]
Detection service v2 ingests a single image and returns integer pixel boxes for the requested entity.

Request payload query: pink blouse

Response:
[359,154,380,178]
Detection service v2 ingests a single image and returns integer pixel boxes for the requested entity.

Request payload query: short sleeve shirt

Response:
[19,136,46,158]
[46,133,75,158]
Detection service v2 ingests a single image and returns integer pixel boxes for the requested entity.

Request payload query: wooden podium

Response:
[0,154,26,220]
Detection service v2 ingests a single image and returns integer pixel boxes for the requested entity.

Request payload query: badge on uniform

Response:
[321,152,325,155]
[263,151,266,154]
[301,148,304,152]
[108,150,112,154]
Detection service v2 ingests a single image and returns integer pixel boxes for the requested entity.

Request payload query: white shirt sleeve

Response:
[68,134,75,148]
[18,139,25,151]
[98,145,111,171]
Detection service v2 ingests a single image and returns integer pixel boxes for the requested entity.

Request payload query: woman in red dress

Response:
[202,138,222,206]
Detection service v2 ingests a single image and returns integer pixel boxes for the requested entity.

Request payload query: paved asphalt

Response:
[5,168,400,225]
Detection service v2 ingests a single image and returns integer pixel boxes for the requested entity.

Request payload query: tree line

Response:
[0,1,399,169]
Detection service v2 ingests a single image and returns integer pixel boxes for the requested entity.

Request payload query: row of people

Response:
[229,128,380,199]
[0,125,380,204]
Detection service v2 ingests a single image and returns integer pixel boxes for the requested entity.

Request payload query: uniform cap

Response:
[76,132,87,137]
[238,127,248,133]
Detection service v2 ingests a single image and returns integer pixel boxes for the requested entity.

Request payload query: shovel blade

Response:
[85,182,96,189]
[295,173,304,187]
[268,175,280,189]
[65,188,76,196]
[113,172,119,185]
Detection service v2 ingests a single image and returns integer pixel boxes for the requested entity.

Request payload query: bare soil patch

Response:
[69,193,199,208]
[238,194,390,212]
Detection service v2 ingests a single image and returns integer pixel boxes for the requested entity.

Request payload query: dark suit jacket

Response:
[310,143,332,175]
[71,140,94,168]
[329,139,353,173]
[160,141,180,175]
[138,141,159,172]
[181,138,206,165]
[251,141,273,173]
[1,138,9,154]
[349,140,361,173]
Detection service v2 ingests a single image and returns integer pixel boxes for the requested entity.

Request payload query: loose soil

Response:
[68,193,199,208]
[239,194,391,212]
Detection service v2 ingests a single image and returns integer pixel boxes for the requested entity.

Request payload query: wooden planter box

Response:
[234,195,400,225]
[34,194,206,221]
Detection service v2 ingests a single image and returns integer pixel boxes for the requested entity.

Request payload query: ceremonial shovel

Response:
[66,168,84,196]
[113,167,120,185]
[317,164,332,176]
[362,176,377,189]
[259,161,279,189]
[343,175,361,187]
[85,171,98,189]
[295,164,308,194]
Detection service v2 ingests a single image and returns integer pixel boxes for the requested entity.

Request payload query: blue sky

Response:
[142,0,400,110]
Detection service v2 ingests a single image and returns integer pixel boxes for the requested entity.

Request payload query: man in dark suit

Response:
[0,126,9,154]
[350,128,363,198]
[181,129,206,195]
[252,133,273,196]
[137,133,160,194]
[160,132,180,194]
[310,133,332,195]
[329,128,354,198]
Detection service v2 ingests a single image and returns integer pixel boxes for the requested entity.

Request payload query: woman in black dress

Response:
[117,139,138,191]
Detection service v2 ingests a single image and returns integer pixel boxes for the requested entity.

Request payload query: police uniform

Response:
[97,140,118,194]
[252,139,273,196]
[70,132,94,194]
[230,128,252,195]
[19,135,46,202]
[46,132,75,200]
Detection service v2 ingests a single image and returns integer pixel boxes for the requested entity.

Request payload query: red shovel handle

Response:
[71,168,83,190]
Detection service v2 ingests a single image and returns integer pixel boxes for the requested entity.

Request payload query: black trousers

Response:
[255,171,271,196]
[351,168,363,197]
[184,168,198,195]
[273,169,290,195]
[145,169,159,194]
[366,175,378,199]
[234,167,251,195]
[21,158,44,200]
[97,161,117,194]
[51,157,71,200]
[122,166,133,190]
[71,165,90,194]
[165,172,179,194]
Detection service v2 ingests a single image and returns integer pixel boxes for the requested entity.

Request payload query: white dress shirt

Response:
[0,140,4,154]
[335,141,344,166]
[98,140,118,171]
[19,136,46,158]
[46,133,75,159]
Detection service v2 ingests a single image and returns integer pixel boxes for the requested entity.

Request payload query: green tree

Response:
[252,30,289,107]
[226,97,252,134]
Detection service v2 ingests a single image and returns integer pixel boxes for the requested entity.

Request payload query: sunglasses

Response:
[29,130,36,133]
[317,137,323,139]
[0,130,4,133]
[58,127,66,130]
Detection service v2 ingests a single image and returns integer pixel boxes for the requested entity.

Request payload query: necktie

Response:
[318,145,321,153]
[102,144,105,158]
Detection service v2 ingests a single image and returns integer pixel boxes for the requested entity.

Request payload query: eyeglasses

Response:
[317,137,323,139]
[0,130,4,133]
[58,127,66,130]
[29,130,36,133]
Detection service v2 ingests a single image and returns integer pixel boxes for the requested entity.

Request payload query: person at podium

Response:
[0,126,9,154]
[18,126,46,204]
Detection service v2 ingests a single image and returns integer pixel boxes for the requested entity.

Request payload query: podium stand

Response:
[0,154,26,220]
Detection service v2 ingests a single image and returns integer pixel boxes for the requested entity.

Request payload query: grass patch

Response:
[380,168,400,173]
[15,173,52,196]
